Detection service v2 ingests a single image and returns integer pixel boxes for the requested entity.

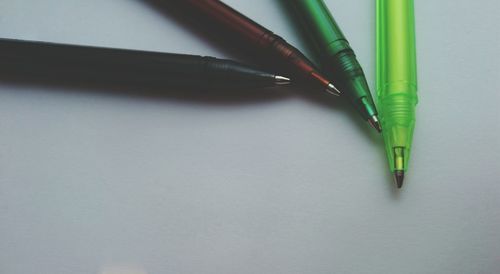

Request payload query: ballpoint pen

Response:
[286,0,381,132]
[0,38,290,89]
[376,0,418,188]
[172,0,341,96]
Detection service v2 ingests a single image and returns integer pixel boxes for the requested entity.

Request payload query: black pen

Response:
[0,38,290,89]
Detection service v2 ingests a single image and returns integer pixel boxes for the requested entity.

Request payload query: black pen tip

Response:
[394,171,404,188]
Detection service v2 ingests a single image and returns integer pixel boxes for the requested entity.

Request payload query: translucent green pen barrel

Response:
[376,0,418,172]
[289,0,377,121]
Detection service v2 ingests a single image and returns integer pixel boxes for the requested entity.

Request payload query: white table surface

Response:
[0,1,499,273]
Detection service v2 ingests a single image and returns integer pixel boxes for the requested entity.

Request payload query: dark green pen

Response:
[286,0,381,132]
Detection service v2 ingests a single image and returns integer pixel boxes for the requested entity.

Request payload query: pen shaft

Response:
[0,38,285,89]
[377,0,417,97]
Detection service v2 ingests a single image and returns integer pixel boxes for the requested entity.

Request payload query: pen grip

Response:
[265,34,316,73]
[202,57,275,87]
[379,93,416,127]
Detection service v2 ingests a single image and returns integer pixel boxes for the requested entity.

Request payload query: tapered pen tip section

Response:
[368,115,382,133]
[394,171,404,188]
[325,83,341,96]
[274,75,291,85]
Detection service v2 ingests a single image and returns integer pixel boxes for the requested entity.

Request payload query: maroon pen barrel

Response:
[180,0,338,95]
[184,0,267,43]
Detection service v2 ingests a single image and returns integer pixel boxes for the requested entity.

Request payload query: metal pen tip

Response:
[368,115,382,133]
[325,82,341,96]
[274,75,291,85]
[394,170,404,188]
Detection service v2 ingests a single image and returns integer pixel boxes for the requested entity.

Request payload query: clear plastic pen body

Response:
[376,0,418,184]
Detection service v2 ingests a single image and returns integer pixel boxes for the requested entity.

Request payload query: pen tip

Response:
[325,83,341,96]
[368,115,382,133]
[394,170,404,188]
[274,75,291,85]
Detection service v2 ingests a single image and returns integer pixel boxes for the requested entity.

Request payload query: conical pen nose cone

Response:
[394,171,404,188]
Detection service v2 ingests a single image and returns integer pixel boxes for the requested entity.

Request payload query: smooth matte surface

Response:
[0,1,499,273]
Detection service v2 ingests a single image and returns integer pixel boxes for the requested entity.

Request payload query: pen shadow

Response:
[278,1,398,195]
[140,0,379,145]
[0,70,289,106]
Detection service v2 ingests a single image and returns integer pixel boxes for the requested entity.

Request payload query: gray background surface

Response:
[0,0,499,273]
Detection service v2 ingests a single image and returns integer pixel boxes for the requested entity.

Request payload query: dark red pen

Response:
[175,0,340,96]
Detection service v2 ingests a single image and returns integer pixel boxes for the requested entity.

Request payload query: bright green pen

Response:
[286,0,381,132]
[376,0,418,188]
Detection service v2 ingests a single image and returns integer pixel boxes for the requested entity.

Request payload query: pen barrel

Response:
[202,58,277,88]
[376,0,418,98]
[288,0,347,53]
[0,38,278,89]
[181,0,330,89]
[288,0,377,119]
[183,0,269,44]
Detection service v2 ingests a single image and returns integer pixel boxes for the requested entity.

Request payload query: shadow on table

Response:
[0,0,381,149]
[0,69,290,106]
